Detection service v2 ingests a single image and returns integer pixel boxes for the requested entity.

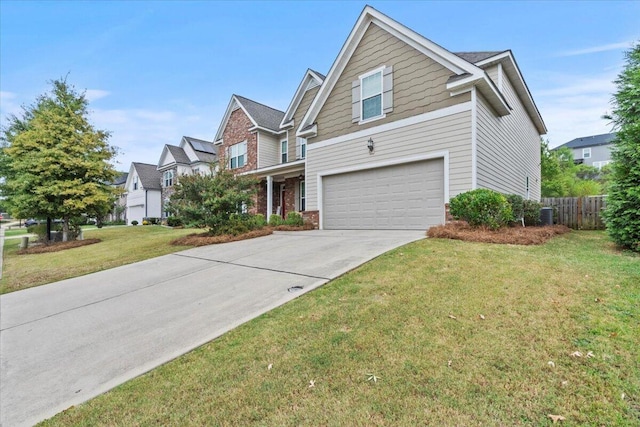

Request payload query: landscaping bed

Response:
[170,224,314,247]
[427,221,571,245]
[18,239,101,254]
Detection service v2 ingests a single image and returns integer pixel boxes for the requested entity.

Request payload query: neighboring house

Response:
[554,132,615,169]
[107,172,128,223]
[157,136,217,218]
[124,163,162,225]
[214,6,546,230]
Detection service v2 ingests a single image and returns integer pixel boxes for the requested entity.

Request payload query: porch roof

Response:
[242,159,305,181]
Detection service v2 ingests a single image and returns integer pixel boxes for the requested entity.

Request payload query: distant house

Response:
[157,136,217,218]
[124,163,162,225]
[107,172,128,223]
[554,133,616,169]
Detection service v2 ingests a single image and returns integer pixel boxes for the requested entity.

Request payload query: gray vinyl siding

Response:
[312,22,470,143]
[476,72,541,200]
[306,109,473,211]
[257,131,279,168]
[571,144,612,166]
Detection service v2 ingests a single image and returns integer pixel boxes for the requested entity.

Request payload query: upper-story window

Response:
[296,137,307,160]
[361,69,383,121]
[299,180,306,211]
[229,141,247,169]
[352,66,392,124]
[583,147,591,159]
[163,170,174,187]
[133,175,138,190]
[281,139,288,163]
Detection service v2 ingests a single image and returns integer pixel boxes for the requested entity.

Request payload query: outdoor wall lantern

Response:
[367,137,374,153]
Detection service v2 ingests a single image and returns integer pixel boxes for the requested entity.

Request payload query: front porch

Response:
[245,160,311,223]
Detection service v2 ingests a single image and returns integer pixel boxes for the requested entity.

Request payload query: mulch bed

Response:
[18,238,101,254]
[171,224,314,247]
[427,221,571,245]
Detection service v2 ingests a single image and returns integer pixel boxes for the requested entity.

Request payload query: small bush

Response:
[269,214,284,226]
[166,216,182,227]
[522,200,542,226]
[217,215,250,236]
[505,195,542,226]
[249,214,267,229]
[449,189,513,230]
[142,220,150,226]
[284,212,304,226]
[131,220,139,226]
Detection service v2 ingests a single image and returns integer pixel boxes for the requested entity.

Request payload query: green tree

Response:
[1,78,117,241]
[167,167,258,234]
[540,141,602,197]
[603,42,640,251]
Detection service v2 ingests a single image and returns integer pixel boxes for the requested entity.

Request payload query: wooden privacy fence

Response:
[541,196,607,230]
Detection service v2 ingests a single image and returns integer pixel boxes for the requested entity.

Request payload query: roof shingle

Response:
[555,133,617,150]
[133,163,162,190]
[235,95,285,131]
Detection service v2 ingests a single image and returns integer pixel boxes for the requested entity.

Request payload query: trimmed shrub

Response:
[522,200,543,226]
[217,214,250,236]
[131,220,138,226]
[249,214,267,229]
[166,216,183,227]
[284,211,304,226]
[449,189,513,230]
[269,214,284,226]
[505,194,543,226]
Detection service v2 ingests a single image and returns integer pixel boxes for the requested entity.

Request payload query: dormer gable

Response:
[214,95,285,144]
[280,69,325,128]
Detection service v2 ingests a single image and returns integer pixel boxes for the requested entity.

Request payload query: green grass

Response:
[1,226,195,294]
[2,227,29,237]
[39,231,640,426]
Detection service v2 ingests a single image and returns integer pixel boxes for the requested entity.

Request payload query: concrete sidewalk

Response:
[0,229,424,426]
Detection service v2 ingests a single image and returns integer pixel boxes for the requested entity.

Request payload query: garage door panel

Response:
[322,159,444,230]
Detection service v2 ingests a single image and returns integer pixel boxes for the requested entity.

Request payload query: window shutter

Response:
[382,65,393,113]
[351,79,361,123]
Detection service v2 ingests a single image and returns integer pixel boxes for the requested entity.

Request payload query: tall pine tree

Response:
[603,43,640,251]
[1,78,117,241]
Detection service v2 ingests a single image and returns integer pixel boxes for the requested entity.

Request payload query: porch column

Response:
[266,175,273,222]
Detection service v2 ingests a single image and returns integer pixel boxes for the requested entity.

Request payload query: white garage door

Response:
[322,159,444,230]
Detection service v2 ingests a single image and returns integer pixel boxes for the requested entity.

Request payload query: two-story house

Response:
[157,136,217,218]
[124,163,162,225]
[214,6,546,230]
[554,132,616,169]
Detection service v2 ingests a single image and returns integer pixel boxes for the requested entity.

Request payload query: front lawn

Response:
[0,226,195,294]
[40,231,640,426]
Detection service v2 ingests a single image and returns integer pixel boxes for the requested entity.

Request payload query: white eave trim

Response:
[248,125,286,135]
[296,124,317,138]
[279,70,325,128]
[239,159,305,176]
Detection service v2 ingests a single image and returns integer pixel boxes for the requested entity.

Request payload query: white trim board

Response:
[308,102,471,151]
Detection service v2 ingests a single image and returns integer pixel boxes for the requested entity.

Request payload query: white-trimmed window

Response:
[133,175,138,190]
[361,68,383,121]
[352,66,393,124]
[281,139,288,163]
[583,147,591,159]
[296,137,307,160]
[299,180,306,211]
[163,170,174,187]
[229,141,247,169]
[193,167,200,175]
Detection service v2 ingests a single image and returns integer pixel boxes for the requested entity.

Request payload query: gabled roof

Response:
[130,162,161,190]
[214,95,285,143]
[166,145,191,164]
[555,133,617,150]
[109,172,128,186]
[455,51,507,64]
[181,136,217,163]
[298,5,512,136]
[280,69,325,128]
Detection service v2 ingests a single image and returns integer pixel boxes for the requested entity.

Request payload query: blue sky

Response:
[1,1,638,170]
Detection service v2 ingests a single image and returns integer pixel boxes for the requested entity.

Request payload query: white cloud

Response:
[0,91,22,119]
[536,72,618,147]
[84,89,110,102]
[89,107,218,171]
[557,41,632,57]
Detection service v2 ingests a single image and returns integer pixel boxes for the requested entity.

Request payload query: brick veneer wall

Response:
[220,108,257,173]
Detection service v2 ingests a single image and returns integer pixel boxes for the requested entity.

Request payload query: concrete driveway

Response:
[0,229,424,426]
